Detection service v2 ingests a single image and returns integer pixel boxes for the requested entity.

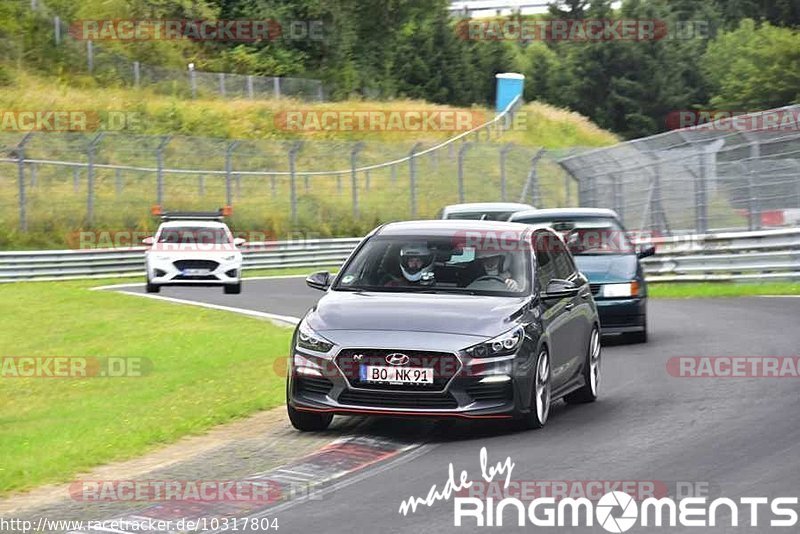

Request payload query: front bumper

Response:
[595,297,646,334]
[287,345,536,420]
[146,255,242,286]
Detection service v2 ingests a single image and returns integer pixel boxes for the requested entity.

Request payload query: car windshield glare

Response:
[157,227,231,245]
[333,235,531,296]
[518,218,634,255]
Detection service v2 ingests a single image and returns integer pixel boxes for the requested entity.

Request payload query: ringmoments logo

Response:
[397,447,800,531]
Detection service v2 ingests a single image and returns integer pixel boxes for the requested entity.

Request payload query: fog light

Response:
[478,375,512,383]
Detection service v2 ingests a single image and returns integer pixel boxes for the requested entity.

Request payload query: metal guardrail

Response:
[1,228,799,283]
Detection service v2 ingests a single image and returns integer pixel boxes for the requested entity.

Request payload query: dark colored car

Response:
[286,220,601,431]
[509,208,656,343]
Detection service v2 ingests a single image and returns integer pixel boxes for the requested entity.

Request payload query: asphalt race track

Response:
[117,279,800,533]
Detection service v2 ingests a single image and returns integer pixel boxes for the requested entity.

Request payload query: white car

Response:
[143,217,244,294]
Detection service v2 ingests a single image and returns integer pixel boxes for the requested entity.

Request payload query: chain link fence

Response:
[19,0,325,101]
[1,98,583,242]
[560,105,800,235]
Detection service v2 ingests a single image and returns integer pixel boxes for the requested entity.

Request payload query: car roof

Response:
[442,202,535,214]
[509,207,619,221]
[157,220,230,229]
[374,219,539,237]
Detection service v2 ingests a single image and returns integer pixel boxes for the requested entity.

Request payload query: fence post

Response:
[235,173,242,199]
[748,141,762,231]
[694,153,708,234]
[198,174,205,196]
[189,64,196,99]
[612,174,624,223]
[270,175,277,197]
[224,141,239,207]
[288,142,303,223]
[218,73,226,97]
[133,61,140,88]
[499,143,513,201]
[273,77,281,99]
[15,133,33,232]
[350,143,364,218]
[86,133,104,226]
[115,168,122,196]
[156,136,171,207]
[409,143,422,218]
[87,40,94,73]
[457,143,472,203]
[54,16,61,44]
[519,150,544,206]
[247,76,254,99]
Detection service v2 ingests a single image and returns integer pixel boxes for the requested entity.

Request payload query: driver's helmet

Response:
[476,249,507,276]
[399,243,435,282]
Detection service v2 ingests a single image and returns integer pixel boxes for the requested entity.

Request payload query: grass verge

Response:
[0,279,293,496]
[649,282,800,298]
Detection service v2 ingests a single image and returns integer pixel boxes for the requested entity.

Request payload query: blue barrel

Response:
[495,73,525,112]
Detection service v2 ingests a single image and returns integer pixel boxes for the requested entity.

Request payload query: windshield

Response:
[333,235,531,296]
[514,217,634,255]
[157,227,231,245]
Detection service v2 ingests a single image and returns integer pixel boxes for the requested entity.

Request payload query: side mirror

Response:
[542,279,577,300]
[637,245,656,259]
[142,237,154,246]
[306,271,331,291]
[233,237,246,247]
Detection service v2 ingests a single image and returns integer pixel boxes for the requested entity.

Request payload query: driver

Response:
[474,250,520,290]
[384,243,435,286]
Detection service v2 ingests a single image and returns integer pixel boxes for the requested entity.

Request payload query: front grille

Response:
[296,376,333,396]
[338,390,458,410]
[335,349,461,391]
[173,259,220,271]
[173,274,219,281]
[466,381,513,403]
[590,284,602,295]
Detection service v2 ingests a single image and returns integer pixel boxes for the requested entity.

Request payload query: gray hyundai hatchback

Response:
[286,220,601,431]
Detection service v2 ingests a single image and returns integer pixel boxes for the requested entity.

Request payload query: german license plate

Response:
[360,365,433,385]
[183,269,210,276]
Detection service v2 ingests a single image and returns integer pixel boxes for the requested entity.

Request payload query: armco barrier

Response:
[1,229,799,283]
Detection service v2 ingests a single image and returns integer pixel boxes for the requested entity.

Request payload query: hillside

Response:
[0,70,617,249]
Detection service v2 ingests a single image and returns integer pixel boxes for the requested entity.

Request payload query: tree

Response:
[702,19,800,109]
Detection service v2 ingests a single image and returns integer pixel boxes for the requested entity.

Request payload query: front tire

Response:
[224,282,242,294]
[522,348,551,429]
[565,326,601,404]
[287,404,333,432]
[145,278,160,293]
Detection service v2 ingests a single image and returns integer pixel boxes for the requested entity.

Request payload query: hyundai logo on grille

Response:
[385,353,410,366]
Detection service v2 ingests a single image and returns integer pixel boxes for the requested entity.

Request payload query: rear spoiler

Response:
[151,205,232,221]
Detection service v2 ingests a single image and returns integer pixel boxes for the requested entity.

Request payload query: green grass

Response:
[0,279,293,496]
[649,282,800,298]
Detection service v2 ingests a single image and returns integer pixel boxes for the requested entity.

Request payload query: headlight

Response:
[465,327,524,358]
[296,322,334,353]
[602,281,639,298]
